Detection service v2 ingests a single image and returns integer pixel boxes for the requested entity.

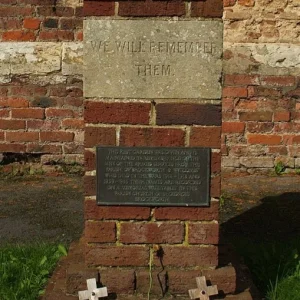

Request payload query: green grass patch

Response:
[0,243,67,300]
[229,237,300,299]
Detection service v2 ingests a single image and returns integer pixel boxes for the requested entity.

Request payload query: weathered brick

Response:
[210,175,221,198]
[27,144,62,154]
[283,135,300,145]
[45,108,74,118]
[246,122,273,133]
[188,223,219,245]
[287,88,300,98]
[62,119,84,129]
[64,143,84,154]
[222,98,234,111]
[85,221,116,243]
[49,85,67,98]
[223,87,248,98]
[268,146,288,155]
[0,120,25,130]
[224,74,259,86]
[40,131,74,142]
[37,6,74,17]
[119,1,185,17]
[0,144,26,152]
[11,108,44,119]
[274,111,290,122]
[240,157,274,168]
[156,104,221,126]
[99,269,135,294]
[190,126,221,148]
[64,98,83,107]
[84,150,95,172]
[39,30,74,41]
[0,7,34,17]
[23,18,41,30]
[31,97,56,108]
[85,199,151,220]
[119,127,185,147]
[84,176,96,196]
[191,0,223,18]
[211,152,221,173]
[222,122,245,133]
[0,98,29,108]
[153,246,218,267]
[260,76,296,87]
[248,134,282,145]
[66,264,98,296]
[86,245,149,267]
[2,30,35,41]
[120,222,184,244]
[0,18,22,30]
[0,109,9,118]
[6,132,39,142]
[0,87,8,97]
[135,269,168,295]
[43,18,58,29]
[238,0,255,6]
[235,100,258,110]
[83,1,114,16]
[167,266,236,294]
[274,123,300,133]
[67,86,83,97]
[85,101,151,125]
[85,127,116,148]
[239,111,273,122]
[10,86,38,97]
[154,201,218,221]
[76,30,83,41]
[27,120,60,131]
[248,86,281,98]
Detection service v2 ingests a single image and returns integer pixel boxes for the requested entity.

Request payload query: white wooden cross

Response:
[188,276,218,300]
[78,278,108,300]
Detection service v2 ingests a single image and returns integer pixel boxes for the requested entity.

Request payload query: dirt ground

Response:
[0,174,84,245]
[0,173,300,245]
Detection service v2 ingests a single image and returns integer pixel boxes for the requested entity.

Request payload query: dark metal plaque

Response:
[96,147,210,207]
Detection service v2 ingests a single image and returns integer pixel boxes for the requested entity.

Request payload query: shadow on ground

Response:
[0,175,84,245]
[220,175,300,299]
[221,192,300,242]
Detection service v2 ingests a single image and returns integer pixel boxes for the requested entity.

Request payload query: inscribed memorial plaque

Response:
[97,147,210,207]
[84,20,223,99]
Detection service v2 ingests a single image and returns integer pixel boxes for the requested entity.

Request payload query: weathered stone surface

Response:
[222,157,241,168]
[0,42,61,76]
[224,43,300,76]
[84,20,223,99]
[57,0,83,7]
[240,157,274,168]
[224,0,300,43]
[62,42,83,76]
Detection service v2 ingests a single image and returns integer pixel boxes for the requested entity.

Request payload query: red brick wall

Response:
[0,0,83,42]
[0,0,84,166]
[222,0,300,175]
[222,75,300,174]
[82,1,226,297]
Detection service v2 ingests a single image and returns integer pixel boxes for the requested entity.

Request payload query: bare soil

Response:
[0,174,83,245]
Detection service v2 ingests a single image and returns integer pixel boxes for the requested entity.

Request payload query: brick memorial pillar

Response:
[80,1,240,298]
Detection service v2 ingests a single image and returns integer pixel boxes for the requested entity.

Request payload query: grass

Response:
[0,243,67,300]
[230,237,300,299]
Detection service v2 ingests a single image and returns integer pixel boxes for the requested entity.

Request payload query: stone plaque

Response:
[97,147,210,207]
[84,20,223,99]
